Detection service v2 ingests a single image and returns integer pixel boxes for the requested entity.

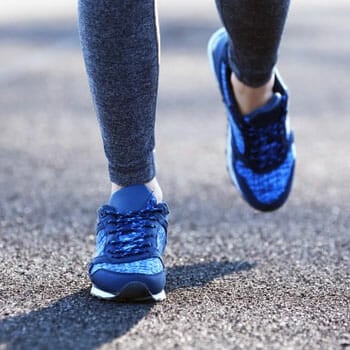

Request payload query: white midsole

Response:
[90,285,166,302]
[226,124,243,195]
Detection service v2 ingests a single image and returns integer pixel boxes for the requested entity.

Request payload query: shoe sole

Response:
[207,28,243,196]
[90,284,166,302]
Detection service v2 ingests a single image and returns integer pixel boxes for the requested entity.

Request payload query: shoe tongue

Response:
[244,92,282,124]
[108,185,154,213]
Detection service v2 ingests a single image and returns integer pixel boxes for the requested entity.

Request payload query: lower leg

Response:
[215,0,290,115]
[78,0,162,197]
[231,74,275,115]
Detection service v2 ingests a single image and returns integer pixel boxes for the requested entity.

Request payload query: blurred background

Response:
[1,1,349,349]
[1,0,349,202]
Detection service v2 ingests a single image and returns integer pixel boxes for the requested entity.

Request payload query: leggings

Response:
[78,0,290,186]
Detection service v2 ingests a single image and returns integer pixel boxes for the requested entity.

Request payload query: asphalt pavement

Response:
[0,1,349,349]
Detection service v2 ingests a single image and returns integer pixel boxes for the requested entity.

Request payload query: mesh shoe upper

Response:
[208,28,295,211]
[89,185,169,294]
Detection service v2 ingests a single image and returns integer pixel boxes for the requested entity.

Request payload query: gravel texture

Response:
[0,1,349,349]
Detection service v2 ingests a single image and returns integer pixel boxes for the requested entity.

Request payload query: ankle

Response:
[111,177,163,203]
[231,74,275,116]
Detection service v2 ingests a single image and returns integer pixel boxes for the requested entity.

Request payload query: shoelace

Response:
[98,203,168,259]
[221,59,289,172]
[243,117,287,172]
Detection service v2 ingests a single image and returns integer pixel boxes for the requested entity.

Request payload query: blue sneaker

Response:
[89,185,169,301]
[208,28,296,212]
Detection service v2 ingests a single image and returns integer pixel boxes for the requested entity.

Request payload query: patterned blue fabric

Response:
[89,199,169,276]
[91,259,163,275]
[235,148,295,203]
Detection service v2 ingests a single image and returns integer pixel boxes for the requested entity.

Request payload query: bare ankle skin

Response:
[111,177,163,203]
[231,74,275,116]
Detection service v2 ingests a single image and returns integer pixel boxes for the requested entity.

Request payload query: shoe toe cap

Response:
[89,268,166,296]
[235,151,295,211]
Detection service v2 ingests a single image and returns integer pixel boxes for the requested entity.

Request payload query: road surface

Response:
[0,1,349,349]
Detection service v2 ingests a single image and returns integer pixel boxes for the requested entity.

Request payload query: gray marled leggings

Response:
[78,0,290,186]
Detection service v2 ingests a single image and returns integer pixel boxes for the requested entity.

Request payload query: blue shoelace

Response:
[97,203,168,259]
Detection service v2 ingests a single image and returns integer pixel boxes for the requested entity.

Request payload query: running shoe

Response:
[208,28,296,211]
[89,184,169,301]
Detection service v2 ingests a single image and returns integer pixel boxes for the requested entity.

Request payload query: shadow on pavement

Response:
[0,260,255,350]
